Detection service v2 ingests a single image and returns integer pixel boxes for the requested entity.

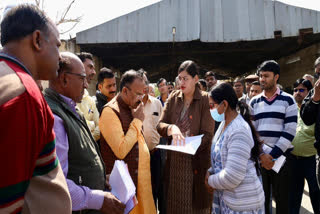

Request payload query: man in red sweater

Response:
[0,4,71,214]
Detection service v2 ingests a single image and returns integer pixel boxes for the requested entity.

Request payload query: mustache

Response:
[109,91,116,94]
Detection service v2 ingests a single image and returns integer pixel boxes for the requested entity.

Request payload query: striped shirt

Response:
[208,115,265,211]
[250,90,298,158]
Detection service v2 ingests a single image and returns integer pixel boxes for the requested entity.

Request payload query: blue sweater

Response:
[250,91,297,158]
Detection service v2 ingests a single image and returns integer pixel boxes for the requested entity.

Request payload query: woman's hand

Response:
[205,171,215,194]
[168,125,185,146]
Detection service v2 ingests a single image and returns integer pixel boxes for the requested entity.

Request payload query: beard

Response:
[294,95,303,105]
[261,82,274,91]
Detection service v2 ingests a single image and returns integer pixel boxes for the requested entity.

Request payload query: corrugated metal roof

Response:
[76,0,320,44]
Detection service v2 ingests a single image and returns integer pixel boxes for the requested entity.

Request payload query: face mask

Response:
[210,107,225,122]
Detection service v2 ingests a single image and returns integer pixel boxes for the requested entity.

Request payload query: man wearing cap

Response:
[243,74,259,104]
[250,60,297,214]
[301,56,320,189]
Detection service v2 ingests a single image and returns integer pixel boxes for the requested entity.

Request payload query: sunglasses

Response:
[294,88,305,93]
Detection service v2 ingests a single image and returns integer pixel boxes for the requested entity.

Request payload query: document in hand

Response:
[262,144,286,173]
[156,134,204,155]
[109,160,138,214]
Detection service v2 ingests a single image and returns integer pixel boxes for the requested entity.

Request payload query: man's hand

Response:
[106,174,111,191]
[313,79,320,102]
[100,192,126,214]
[205,171,214,194]
[259,154,275,170]
[131,103,145,122]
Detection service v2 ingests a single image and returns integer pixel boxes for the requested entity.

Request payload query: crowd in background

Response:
[2,4,320,214]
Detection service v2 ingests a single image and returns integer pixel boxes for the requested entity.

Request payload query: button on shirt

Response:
[143,95,163,150]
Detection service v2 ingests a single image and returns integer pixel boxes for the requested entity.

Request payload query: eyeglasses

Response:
[65,72,86,84]
[294,88,306,93]
[178,76,190,82]
[125,86,144,100]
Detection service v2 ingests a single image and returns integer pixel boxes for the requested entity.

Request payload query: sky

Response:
[1,0,320,39]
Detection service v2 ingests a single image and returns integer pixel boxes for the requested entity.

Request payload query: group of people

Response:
[2,4,320,214]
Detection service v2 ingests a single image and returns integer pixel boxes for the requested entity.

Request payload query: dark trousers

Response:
[262,154,292,214]
[317,155,320,189]
[289,154,320,214]
[151,149,161,208]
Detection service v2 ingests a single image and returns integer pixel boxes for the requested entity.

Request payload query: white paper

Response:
[262,144,286,173]
[156,134,204,155]
[272,155,286,173]
[109,160,137,214]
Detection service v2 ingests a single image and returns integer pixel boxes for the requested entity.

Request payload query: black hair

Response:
[205,71,216,78]
[178,60,199,77]
[233,77,244,86]
[167,82,174,87]
[157,78,166,87]
[210,82,262,175]
[76,52,93,63]
[293,78,312,91]
[199,79,207,89]
[251,81,260,86]
[257,60,280,76]
[57,57,72,74]
[120,69,143,91]
[1,4,49,46]
[98,67,114,84]
[138,68,149,85]
[315,57,320,67]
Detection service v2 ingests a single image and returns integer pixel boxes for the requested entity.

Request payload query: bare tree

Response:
[34,0,82,35]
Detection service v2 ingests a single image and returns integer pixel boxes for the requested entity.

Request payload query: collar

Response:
[177,85,202,100]
[96,90,108,102]
[117,94,131,111]
[262,87,280,99]
[83,89,89,98]
[59,93,77,113]
[146,94,152,103]
[0,52,32,76]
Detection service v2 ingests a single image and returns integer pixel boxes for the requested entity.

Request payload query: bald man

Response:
[44,52,125,214]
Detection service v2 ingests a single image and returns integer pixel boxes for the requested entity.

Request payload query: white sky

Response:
[1,0,320,39]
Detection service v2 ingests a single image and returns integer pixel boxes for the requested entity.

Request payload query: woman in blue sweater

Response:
[205,83,265,213]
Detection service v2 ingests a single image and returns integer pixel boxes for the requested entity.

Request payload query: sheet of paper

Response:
[156,134,204,155]
[109,160,137,213]
[262,144,286,173]
[272,155,286,173]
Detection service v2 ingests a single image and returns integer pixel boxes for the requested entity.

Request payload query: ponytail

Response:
[210,82,263,175]
[236,101,263,176]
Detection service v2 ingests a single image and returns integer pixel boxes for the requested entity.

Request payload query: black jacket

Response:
[95,90,108,116]
[300,88,320,153]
